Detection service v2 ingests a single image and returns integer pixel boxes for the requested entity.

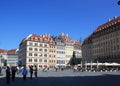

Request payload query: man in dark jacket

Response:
[29,66,33,79]
[34,65,38,78]
[11,66,17,81]
[6,66,11,84]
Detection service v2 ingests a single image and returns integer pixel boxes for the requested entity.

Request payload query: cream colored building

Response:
[92,17,120,63]
[48,41,56,68]
[54,37,66,68]
[58,33,82,65]
[19,33,82,68]
[19,34,51,69]
[82,16,120,63]
[82,35,93,63]
[65,42,74,65]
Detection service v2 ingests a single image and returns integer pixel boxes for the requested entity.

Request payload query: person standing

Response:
[6,66,11,84]
[11,66,17,81]
[22,66,28,81]
[29,66,33,79]
[34,65,38,78]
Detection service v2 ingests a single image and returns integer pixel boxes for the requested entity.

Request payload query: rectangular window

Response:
[34,59,37,62]
[44,44,47,47]
[39,54,42,57]
[40,44,43,47]
[44,49,47,52]
[34,48,38,51]
[29,47,33,51]
[29,59,32,62]
[39,59,42,62]
[29,53,32,56]
[34,53,38,56]
[44,59,47,63]
[44,54,47,57]
[39,49,42,52]
[29,42,33,46]
[34,43,38,46]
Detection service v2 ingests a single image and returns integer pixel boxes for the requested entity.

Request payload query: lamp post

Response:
[118,0,120,5]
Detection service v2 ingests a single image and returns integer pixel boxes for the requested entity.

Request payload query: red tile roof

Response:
[95,16,120,32]
[59,34,71,42]
[71,40,80,44]
[0,49,18,55]
[7,49,18,55]
[24,34,54,43]
[21,33,81,46]
[0,49,7,53]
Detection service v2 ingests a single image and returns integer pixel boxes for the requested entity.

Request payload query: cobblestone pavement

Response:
[0,69,120,86]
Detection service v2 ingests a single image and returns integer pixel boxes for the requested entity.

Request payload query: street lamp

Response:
[118,0,120,5]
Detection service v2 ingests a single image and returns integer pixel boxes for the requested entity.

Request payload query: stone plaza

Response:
[0,69,120,86]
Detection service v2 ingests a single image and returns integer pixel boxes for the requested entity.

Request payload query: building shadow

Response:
[0,74,120,86]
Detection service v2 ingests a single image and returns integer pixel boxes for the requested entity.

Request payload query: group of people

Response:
[22,65,38,80]
[5,65,38,84]
[6,66,18,84]
[29,65,38,79]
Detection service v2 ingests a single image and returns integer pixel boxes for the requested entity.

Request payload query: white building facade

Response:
[19,33,82,68]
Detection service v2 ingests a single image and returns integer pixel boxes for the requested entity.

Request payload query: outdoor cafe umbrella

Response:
[111,62,120,66]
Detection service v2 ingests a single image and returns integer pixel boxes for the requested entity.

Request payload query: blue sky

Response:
[0,0,120,50]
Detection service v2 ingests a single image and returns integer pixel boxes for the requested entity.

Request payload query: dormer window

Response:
[35,37,38,41]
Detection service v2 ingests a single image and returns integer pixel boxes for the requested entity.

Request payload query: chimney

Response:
[66,33,68,37]
[114,16,117,19]
[61,33,64,36]
[42,35,45,37]
[108,18,111,22]
[48,34,50,36]
[45,33,47,36]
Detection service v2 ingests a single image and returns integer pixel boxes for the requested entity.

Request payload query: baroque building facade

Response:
[82,16,120,63]
[19,33,82,69]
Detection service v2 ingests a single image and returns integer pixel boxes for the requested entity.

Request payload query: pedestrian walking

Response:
[34,65,38,78]
[29,66,33,79]
[22,66,28,81]
[6,66,11,84]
